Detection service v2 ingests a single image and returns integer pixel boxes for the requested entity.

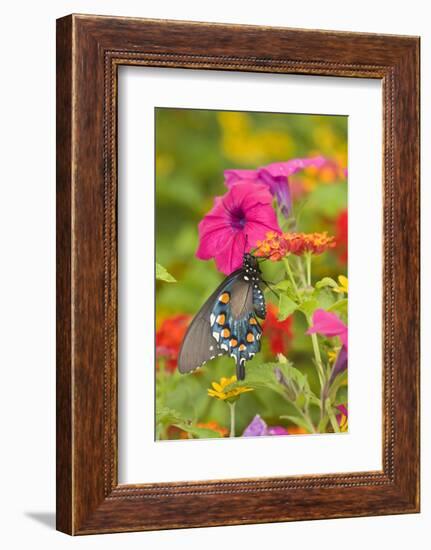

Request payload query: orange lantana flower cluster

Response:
[255,231,336,261]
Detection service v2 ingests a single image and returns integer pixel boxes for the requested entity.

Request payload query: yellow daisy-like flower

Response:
[207,375,254,401]
[333,275,348,294]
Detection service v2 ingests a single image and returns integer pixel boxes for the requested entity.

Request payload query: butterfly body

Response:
[178,254,266,380]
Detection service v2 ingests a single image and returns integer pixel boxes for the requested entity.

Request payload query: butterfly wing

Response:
[177,270,242,374]
[209,276,265,381]
[178,269,266,379]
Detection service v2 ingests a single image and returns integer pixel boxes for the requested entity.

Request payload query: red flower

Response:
[156,314,191,372]
[263,303,293,355]
[335,209,348,264]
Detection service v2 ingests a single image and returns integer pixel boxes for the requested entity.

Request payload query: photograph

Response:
[155,107,348,440]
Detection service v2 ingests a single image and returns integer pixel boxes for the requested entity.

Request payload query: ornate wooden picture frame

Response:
[56,14,420,535]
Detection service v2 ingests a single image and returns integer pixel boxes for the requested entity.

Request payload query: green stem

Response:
[326,399,340,433]
[305,253,312,286]
[310,333,325,388]
[302,407,317,434]
[295,256,307,287]
[283,257,300,300]
[228,401,236,437]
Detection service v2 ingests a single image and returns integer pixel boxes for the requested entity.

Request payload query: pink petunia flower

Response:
[196,182,281,275]
[224,156,327,217]
[306,309,348,349]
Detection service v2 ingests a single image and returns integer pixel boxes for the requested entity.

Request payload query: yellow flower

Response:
[333,275,348,294]
[217,112,293,164]
[207,375,254,401]
[339,413,348,432]
[327,348,339,364]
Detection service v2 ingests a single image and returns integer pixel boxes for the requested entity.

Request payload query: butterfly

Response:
[178,253,266,380]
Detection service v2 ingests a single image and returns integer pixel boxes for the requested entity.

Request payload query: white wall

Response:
[0,1,427,548]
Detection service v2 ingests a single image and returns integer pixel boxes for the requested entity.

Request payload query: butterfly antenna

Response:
[244,233,248,254]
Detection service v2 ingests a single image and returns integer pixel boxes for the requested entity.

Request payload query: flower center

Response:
[230,207,246,230]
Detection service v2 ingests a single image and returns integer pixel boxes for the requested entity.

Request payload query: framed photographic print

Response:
[56,14,420,535]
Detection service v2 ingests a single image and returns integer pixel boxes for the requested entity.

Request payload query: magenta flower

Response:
[243,414,289,437]
[196,182,281,275]
[306,309,348,349]
[224,156,327,217]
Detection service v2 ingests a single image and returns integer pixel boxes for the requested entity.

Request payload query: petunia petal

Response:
[306,309,348,349]
[261,156,327,178]
[196,217,233,260]
[224,169,259,187]
[214,232,246,274]
[222,181,273,213]
[267,426,289,436]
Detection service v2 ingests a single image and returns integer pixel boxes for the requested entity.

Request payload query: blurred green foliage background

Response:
[155,108,347,440]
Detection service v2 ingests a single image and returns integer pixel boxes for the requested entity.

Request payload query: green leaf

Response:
[315,277,338,289]
[317,415,330,433]
[156,263,176,283]
[156,407,222,439]
[329,369,348,402]
[156,407,185,426]
[276,363,310,394]
[327,298,348,316]
[295,392,306,409]
[275,280,299,301]
[334,385,348,406]
[226,362,286,395]
[227,361,319,414]
[275,280,292,291]
[278,294,298,320]
[313,288,335,310]
[298,298,319,319]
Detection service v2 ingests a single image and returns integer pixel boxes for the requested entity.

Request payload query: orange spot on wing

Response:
[219,292,230,304]
[229,338,238,347]
[249,317,257,325]
[216,314,226,325]
[239,344,246,351]
[246,333,255,342]
[221,328,231,338]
